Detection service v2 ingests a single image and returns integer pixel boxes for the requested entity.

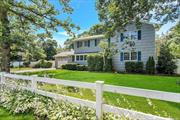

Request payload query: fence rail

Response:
[1,72,179,120]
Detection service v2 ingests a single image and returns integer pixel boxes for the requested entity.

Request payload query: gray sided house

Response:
[55,23,156,71]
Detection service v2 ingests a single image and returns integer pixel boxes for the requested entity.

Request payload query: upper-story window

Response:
[95,39,99,46]
[120,30,141,42]
[124,52,130,60]
[131,52,137,60]
[84,40,90,47]
[77,41,83,48]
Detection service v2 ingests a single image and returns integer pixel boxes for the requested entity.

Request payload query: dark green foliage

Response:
[87,54,103,71]
[157,44,177,74]
[103,58,113,72]
[42,39,58,60]
[76,65,87,71]
[34,60,52,68]
[23,61,31,67]
[146,56,155,74]
[61,63,78,70]
[125,62,144,73]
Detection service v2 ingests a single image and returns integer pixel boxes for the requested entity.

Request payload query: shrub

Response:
[76,65,87,71]
[146,56,155,74]
[125,62,144,73]
[87,54,103,71]
[33,60,52,68]
[157,43,177,74]
[103,58,113,72]
[61,63,78,70]
[23,61,30,67]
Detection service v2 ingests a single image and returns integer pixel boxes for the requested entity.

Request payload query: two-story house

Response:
[55,23,155,71]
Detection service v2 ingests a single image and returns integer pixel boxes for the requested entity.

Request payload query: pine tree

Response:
[146,56,155,74]
[157,43,177,74]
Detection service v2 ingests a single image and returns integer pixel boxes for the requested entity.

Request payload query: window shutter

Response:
[120,52,124,61]
[138,51,141,61]
[138,30,141,40]
[108,38,111,47]
[88,40,90,47]
[95,39,97,46]
[120,33,124,42]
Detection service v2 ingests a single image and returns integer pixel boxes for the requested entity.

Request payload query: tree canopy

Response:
[0,0,79,72]
[96,0,180,37]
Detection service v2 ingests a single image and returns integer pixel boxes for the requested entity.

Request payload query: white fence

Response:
[0,72,179,120]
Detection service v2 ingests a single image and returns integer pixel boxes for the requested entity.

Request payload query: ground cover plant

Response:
[22,70,180,120]
[0,86,128,120]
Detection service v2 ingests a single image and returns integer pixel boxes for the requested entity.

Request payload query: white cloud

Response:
[57,31,69,37]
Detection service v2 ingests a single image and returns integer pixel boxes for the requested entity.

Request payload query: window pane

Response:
[124,52,130,60]
[84,55,87,60]
[80,55,83,60]
[84,41,88,47]
[76,56,79,61]
[131,52,137,60]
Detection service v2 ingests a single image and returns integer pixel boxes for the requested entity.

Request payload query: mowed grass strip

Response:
[24,70,180,93]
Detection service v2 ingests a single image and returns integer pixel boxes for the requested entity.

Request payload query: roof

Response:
[54,50,74,57]
[71,34,105,42]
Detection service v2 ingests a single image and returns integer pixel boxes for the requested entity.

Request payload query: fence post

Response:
[31,77,37,92]
[0,72,5,84]
[96,81,104,120]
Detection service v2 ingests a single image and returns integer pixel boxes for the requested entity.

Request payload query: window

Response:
[88,40,90,47]
[84,41,88,47]
[77,41,82,48]
[124,52,130,60]
[76,55,79,61]
[131,31,138,40]
[84,55,87,60]
[80,55,83,60]
[131,52,137,60]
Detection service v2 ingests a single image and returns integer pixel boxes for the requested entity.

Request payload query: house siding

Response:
[70,23,155,71]
[111,23,155,71]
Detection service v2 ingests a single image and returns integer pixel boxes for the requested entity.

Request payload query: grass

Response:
[0,107,34,120]
[23,70,180,120]
[10,67,33,72]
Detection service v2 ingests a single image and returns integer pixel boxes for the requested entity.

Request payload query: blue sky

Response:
[51,0,178,46]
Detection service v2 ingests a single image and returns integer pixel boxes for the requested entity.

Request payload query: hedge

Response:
[125,61,144,73]
[61,63,78,70]
[87,54,103,71]
[33,60,52,68]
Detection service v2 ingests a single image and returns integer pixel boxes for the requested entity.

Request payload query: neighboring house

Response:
[55,23,156,71]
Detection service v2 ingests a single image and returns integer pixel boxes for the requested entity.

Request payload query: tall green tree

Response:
[157,42,177,74]
[96,0,180,37]
[0,0,79,72]
[42,39,58,60]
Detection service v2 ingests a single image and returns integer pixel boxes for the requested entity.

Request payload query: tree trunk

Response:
[0,6,11,72]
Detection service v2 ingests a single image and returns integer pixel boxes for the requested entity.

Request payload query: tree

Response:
[146,56,155,74]
[0,0,79,72]
[99,40,118,71]
[157,42,177,74]
[78,24,104,37]
[42,39,58,60]
[96,0,179,37]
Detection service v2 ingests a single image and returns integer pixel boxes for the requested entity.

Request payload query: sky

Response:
[50,0,178,46]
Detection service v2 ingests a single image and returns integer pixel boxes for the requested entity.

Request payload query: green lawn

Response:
[10,67,33,72]
[23,70,180,120]
[0,107,34,120]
